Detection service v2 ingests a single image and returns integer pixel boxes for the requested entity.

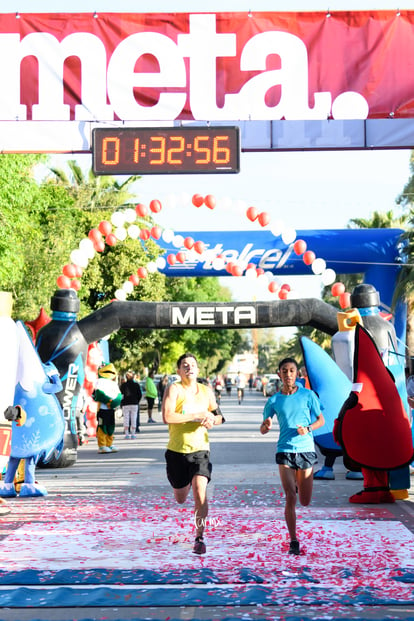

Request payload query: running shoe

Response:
[193,536,206,555]
[288,540,300,555]
[109,445,118,453]
[98,446,111,453]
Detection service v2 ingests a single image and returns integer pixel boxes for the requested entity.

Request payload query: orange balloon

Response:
[176,251,186,263]
[94,239,105,253]
[184,236,194,250]
[129,274,140,286]
[149,199,162,213]
[258,212,270,227]
[293,239,307,255]
[232,265,244,277]
[268,281,278,293]
[106,234,117,246]
[303,250,316,265]
[331,282,346,297]
[246,206,258,222]
[278,288,289,300]
[98,220,112,236]
[140,228,151,240]
[137,267,148,279]
[192,194,204,207]
[194,241,205,254]
[204,194,216,209]
[339,292,351,309]
[57,275,71,289]
[62,264,77,278]
[70,279,81,291]
[88,228,102,243]
[151,226,162,240]
[135,203,148,217]
[167,254,177,265]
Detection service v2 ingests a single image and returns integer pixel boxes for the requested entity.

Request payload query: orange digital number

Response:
[213,136,231,164]
[102,137,120,165]
[194,136,211,164]
[167,136,185,165]
[0,427,11,455]
[150,136,166,165]
[133,138,140,163]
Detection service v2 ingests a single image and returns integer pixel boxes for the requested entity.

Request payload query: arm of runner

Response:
[260,417,272,434]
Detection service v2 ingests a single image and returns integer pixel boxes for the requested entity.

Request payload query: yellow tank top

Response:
[167,382,211,453]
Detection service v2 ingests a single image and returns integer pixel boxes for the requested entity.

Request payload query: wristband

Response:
[307,425,312,433]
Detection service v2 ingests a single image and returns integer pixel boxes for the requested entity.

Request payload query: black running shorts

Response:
[276,452,317,470]
[165,449,212,489]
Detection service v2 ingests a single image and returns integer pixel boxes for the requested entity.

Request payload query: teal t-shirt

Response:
[263,385,321,453]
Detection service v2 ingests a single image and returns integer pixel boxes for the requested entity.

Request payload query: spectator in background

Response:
[158,374,170,410]
[121,371,142,438]
[146,370,158,423]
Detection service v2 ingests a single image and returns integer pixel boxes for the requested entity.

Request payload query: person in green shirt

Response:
[145,370,158,423]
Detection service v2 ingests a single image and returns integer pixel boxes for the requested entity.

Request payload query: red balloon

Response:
[151,226,162,240]
[226,261,235,274]
[256,268,265,276]
[204,194,216,209]
[74,265,83,278]
[149,199,162,213]
[293,239,307,255]
[57,275,71,289]
[192,194,204,207]
[184,236,194,250]
[88,228,102,244]
[339,292,351,309]
[194,241,205,254]
[246,262,256,270]
[258,212,270,227]
[94,239,105,253]
[176,251,186,263]
[62,264,77,278]
[281,283,291,292]
[135,203,148,217]
[140,228,151,240]
[137,267,148,279]
[331,282,346,297]
[246,206,258,222]
[167,253,177,265]
[231,264,244,277]
[278,288,289,300]
[268,281,278,293]
[303,250,316,265]
[129,274,140,286]
[70,279,81,291]
[106,234,117,246]
[98,220,112,236]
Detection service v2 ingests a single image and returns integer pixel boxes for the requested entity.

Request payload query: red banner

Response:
[0,11,413,122]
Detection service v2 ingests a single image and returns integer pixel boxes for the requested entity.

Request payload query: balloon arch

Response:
[56,193,352,308]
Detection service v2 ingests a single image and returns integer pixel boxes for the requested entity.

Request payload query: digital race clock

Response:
[92,126,240,175]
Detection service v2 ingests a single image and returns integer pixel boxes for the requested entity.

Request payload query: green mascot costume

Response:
[93,363,122,454]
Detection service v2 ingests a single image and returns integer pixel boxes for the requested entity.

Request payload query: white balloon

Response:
[321,268,337,286]
[281,227,297,245]
[70,248,89,268]
[180,192,191,205]
[115,288,127,301]
[162,229,175,243]
[257,273,268,286]
[79,238,95,259]
[155,257,166,269]
[245,268,257,280]
[111,211,125,227]
[165,193,178,209]
[270,219,284,237]
[172,234,184,248]
[264,270,274,281]
[220,196,233,210]
[212,257,226,271]
[122,281,134,294]
[311,258,327,275]
[127,224,140,239]
[147,261,158,273]
[235,199,247,212]
[115,227,127,241]
[124,208,137,223]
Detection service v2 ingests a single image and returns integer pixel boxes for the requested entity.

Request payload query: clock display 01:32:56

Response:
[92,126,240,175]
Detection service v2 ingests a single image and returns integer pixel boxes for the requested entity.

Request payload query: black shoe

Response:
[193,536,206,555]
[288,540,300,555]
